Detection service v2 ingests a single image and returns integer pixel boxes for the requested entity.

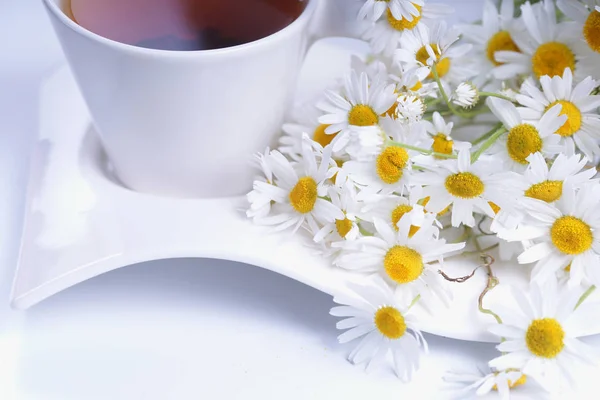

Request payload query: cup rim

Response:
[42,0,317,58]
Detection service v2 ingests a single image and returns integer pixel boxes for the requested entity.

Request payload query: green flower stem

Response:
[431,65,465,117]
[575,285,596,309]
[470,125,507,162]
[472,122,504,146]
[388,140,458,159]
[472,228,483,252]
[425,97,442,107]
[431,65,487,119]
[357,221,373,237]
[464,107,496,117]
[408,294,421,310]
[453,225,470,244]
[478,91,516,103]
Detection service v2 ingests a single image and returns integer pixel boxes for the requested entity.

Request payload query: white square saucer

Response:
[11,37,600,342]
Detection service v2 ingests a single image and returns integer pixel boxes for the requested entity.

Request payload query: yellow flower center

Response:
[421,196,451,216]
[384,101,398,118]
[506,124,542,164]
[383,245,423,284]
[489,201,501,215]
[312,124,338,147]
[565,262,572,272]
[486,30,520,66]
[445,172,485,199]
[416,45,451,78]
[289,176,318,214]
[391,204,420,236]
[376,146,409,184]
[439,204,451,215]
[386,5,422,31]
[545,100,582,137]
[492,374,527,390]
[584,10,600,53]
[531,42,576,78]
[374,306,407,339]
[348,104,379,126]
[525,318,565,358]
[525,180,563,203]
[550,216,594,255]
[335,217,353,238]
[329,158,344,184]
[432,133,453,158]
[411,81,423,91]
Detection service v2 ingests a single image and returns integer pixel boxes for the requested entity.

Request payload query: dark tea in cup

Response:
[65,0,307,51]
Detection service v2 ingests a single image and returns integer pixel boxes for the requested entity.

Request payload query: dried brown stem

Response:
[438,265,483,283]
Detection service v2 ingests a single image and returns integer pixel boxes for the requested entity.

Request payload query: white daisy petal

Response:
[331,280,426,378]
[489,351,529,371]
[488,97,520,128]
[497,339,527,352]
[338,323,375,344]
[517,241,554,264]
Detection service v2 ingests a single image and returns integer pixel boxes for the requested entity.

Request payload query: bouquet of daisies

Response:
[247,0,600,397]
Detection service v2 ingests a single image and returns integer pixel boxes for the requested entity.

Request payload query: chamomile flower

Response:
[487,97,566,171]
[557,0,600,79]
[504,182,600,287]
[359,194,432,235]
[493,0,581,80]
[334,215,464,308]
[361,3,453,57]
[516,68,600,160]
[384,67,436,122]
[345,125,389,162]
[330,278,427,380]
[394,21,475,86]
[444,367,529,400]
[453,82,479,108]
[414,149,523,227]
[423,112,471,159]
[358,0,424,22]
[342,118,426,195]
[246,135,343,233]
[246,148,275,221]
[342,145,412,195]
[521,152,596,203]
[389,65,438,99]
[313,184,362,247]
[458,0,522,84]
[488,282,598,389]
[280,103,341,160]
[395,94,426,123]
[491,152,595,234]
[318,71,397,152]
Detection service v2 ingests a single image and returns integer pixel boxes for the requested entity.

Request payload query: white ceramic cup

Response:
[42,0,359,198]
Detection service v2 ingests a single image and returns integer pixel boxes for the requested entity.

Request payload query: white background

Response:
[1,0,599,399]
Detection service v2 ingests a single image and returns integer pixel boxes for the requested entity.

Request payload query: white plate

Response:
[11,37,600,342]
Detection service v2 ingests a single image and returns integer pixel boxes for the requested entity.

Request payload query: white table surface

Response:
[1,1,599,399]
